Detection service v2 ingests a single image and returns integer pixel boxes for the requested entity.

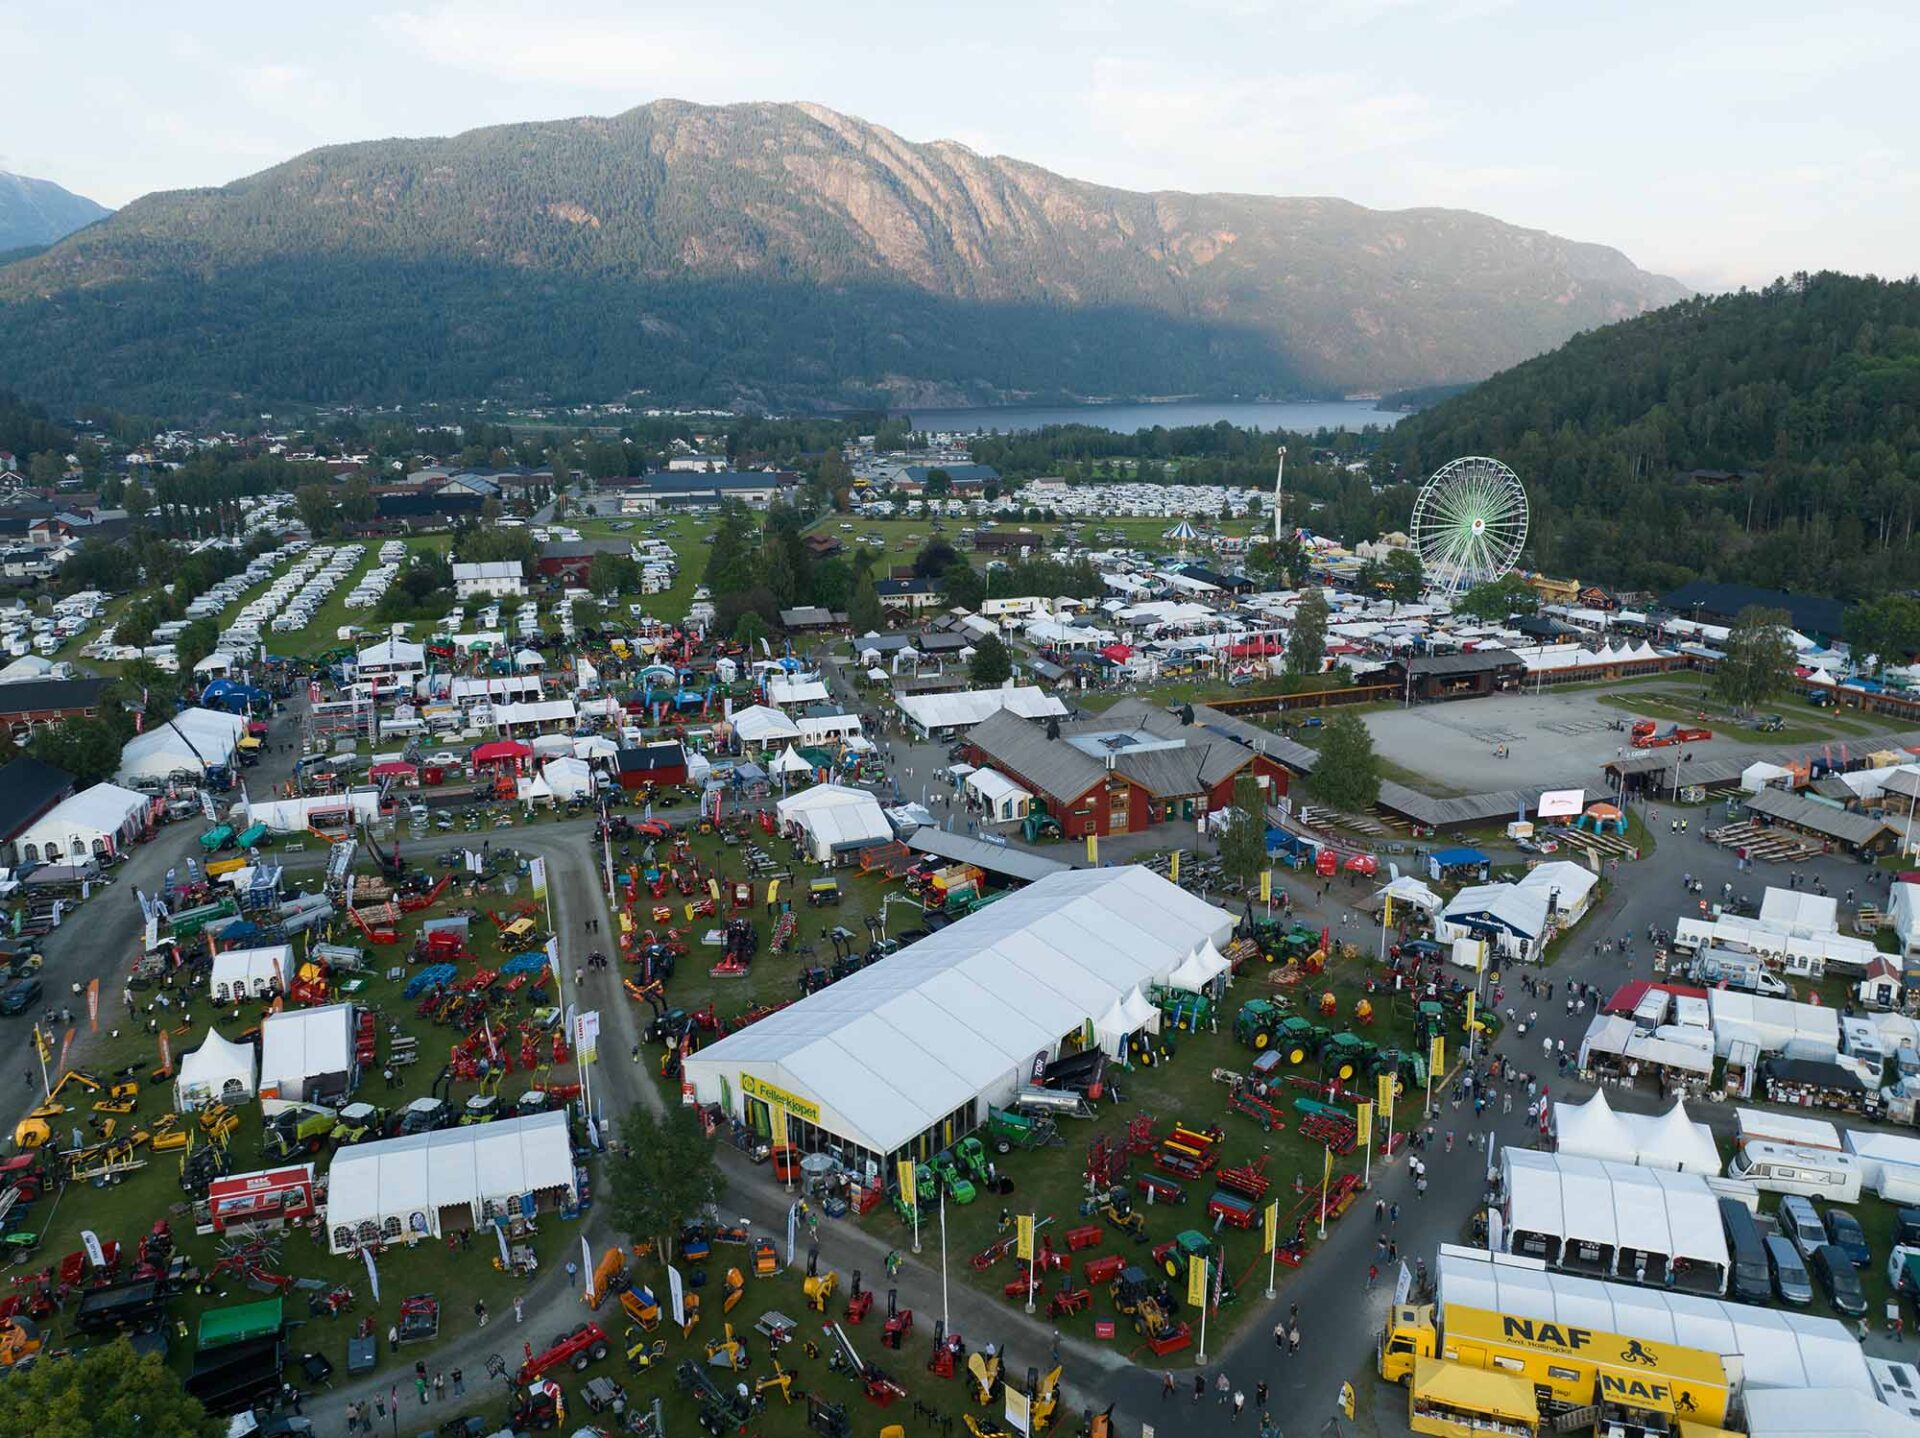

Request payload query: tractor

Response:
[1232,999,1287,1050]
[1270,1016,1329,1066]
[931,1152,976,1204]
[1319,1032,1374,1083]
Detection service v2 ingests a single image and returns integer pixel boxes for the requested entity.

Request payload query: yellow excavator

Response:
[13,1069,103,1149]
[0,1316,43,1369]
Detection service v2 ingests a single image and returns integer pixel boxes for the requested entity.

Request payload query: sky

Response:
[4,0,1914,291]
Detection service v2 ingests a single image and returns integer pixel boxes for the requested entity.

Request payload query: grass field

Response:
[804,513,1268,568]
[1590,683,1898,747]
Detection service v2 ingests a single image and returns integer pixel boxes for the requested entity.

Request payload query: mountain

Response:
[0,100,1687,414]
[0,172,110,252]
[1381,272,1920,600]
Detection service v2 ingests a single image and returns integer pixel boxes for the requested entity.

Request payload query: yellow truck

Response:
[1383,1302,1730,1430]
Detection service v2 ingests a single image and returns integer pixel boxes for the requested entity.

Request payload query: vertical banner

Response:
[1465,991,1477,1036]
[1015,1214,1035,1262]
[86,978,99,1033]
[495,1223,511,1269]
[785,1201,799,1268]
[1004,1386,1032,1436]
[770,1105,788,1151]
[545,936,562,991]
[80,1230,107,1268]
[363,1245,382,1303]
[1259,869,1271,904]
[1376,1071,1394,1113]
[528,856,548,899]
[897,1159,919,1211]
[157,1029,172,1075]
[581,1235,596,1306]
[1428,1033,1445,1078]
[1262,1200,1279,1256]
[59,1027,75,1070]
[1169,850,1180,884]
[1086,833,1098,866]
[1186,1253,1208,1309]
[666,1264,686,1327]
[573,1010,600,1063]
[1354,1100,1373,1150]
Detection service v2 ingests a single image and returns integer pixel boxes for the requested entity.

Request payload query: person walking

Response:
[388,1323,400,1354]
[1367,1262,1379,1290]
[1288,1322,1302,1354]
[474,1299,488,1327]
[1194,1375,1206,1402]
[1233,1389,1247,1423]
[433,1372,445,1402]
[1389,1202,1400,1225]
[1273,1320,1287,1353]
[452,1369,464,1397]
[513,1294,524,1324]
[1256,1380,1269,1409]
[1163,1372,1177,1402]
[1217,1372,1232,1405]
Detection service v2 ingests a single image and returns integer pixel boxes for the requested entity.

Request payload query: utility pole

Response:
[1273,446,1287,546]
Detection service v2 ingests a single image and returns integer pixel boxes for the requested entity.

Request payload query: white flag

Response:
[362,1245,381,1303]
[667,1264,686,1327]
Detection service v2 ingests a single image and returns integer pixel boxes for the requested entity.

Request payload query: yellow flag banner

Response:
[1466,991,1478,1034]
[896,1159,917,1210]
[1086,833,1099,866]
[771,1105,789,1150]
[1262,1199,1279,1256]
[1429,1033,1445,1078]
[1016,1214,1036,1262]
[1355,1100,1373,1150]
[1169,850,1180,884]
[1383,895,1393,927]
[1259,870,1271,903]
[1187,1253,1208,1309]
[1376,1070,1394,1113]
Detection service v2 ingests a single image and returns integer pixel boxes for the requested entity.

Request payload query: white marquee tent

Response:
[115,707,249,785]
[175,1027,258,1111]
[896,686,1069,734]
[1552,1090,1721,1174]
[16,782,150,862]
[324,1110,578,1252]
[729,705,802,747]
[1165,939,1233,993]
[964,767,1032,822]
[259,1003,358,1113]
[209,944,294,1004]
[684,869,1233,1162]
[775,783,891,862]
[1501,1148,1730,1287]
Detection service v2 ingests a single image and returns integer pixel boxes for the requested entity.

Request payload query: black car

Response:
[1826,1208,1873,1268]
[1811,1242,1868,1316]
[0,976,41,1016]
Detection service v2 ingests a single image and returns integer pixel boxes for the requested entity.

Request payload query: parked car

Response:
[1898,1209,1920,1249]
[1826,1208,1873,1268]
[1766,1235,1813,1306]
[0,976,41,1016]
[1811,1242,1868,1316]
[1777,1194,1826,1260]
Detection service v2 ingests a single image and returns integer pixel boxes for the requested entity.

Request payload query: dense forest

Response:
[0,99,1682,414]
[1382,273,1920,599]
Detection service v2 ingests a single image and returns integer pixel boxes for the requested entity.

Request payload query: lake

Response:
[893,398,1403,435]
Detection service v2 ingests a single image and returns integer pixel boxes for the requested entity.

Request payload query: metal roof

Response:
[903,827,1070,884]
[1744,787,1895,847]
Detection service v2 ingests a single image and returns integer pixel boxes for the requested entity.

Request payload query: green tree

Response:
[734,611,769,653]
[570,597,600,632]
[340,474,376,524]
[969,633,1013,686]
[28,450,64,486]
[31,717,127,786]
[1285,589,1329,679]
[606,1108,728,1253]
[586,551,640,598]
[1217,771,1270,889]
[913,537,960,579]
[702,503,759,596]
[1382,548,1425,607]
[175,617,220,676]
[481,495,503,525]
[1307,712,1382,813]
[1712,606,1797,711]
[941,559,986,611]
[762,541,797,609]
[1453,574,1538,622]
[848,569,884,633]
[294,482,336,536]
[925,468,953,499]
[122,478,152,523]
[1845,595,1920,673]
[0,1336,223,1438]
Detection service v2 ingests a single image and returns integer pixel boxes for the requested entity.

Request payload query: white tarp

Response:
[775,782,891,861]
[683,869,1233,1157]
[1377,875,1444,915]
[210,944,293,1003]
[174,1027,258,1111]
[1502,1149,1730,1282]
[729,704,802,746]
[537,756,595,800]
[243,788,383,834]
[795,713,863,744]
[770,745,814,777]
[1709,989,1841,1057]
[324,1110,577,1252]
[766,677,830,708]
[1743,761,1796,793]
[115,707,249,783]
[17,782,150,861]
[897,686,1069,732]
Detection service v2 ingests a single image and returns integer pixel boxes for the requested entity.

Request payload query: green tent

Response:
[197,1297,283,1351]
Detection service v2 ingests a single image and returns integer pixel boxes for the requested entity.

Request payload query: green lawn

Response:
[1589,682,1895,746]
[802,513,1269,567]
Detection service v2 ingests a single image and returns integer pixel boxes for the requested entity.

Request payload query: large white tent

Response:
[242,787,383,834]
[1500,1148,1730,1289]
[209,944,294,1004]
[896,686,1069,735]
[116,707,249,785]
[775,783,891,862]
[964,767,1032,822]
[1552,1091,1721,1174]
[259,1003,358,1113]
[175,1028,258,1111]
[16,782,150,862]
[683,869,1234,1164]
[728,705,802,747]
[324,1110,577,1253]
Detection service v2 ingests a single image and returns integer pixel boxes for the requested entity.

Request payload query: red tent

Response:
[1343,853,1379,876]
[1100,644,1134,663]
[471,740,533,767]
[369,761,418,780]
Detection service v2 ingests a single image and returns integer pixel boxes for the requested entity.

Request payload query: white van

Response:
[1726,1141,1863,1202]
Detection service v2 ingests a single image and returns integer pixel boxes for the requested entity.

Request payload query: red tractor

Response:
[516,1322,611,1384]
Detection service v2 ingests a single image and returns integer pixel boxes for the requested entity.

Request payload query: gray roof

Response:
[967,711,1106,801]
[1743,787,1894,847]
[904,827,1070,884]
[1409,650,1527,677]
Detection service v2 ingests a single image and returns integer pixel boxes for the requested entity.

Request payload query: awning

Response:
[1413,1357,1538,1424]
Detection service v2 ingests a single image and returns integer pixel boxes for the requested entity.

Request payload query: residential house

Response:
[535,539,636,585]
[451,561,528,599]
[0,676,112,740]
[874,577,943,618]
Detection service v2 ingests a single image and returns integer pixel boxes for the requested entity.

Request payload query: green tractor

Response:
[931,1152,976,1205]
[1233,999,1288,1051]
[1370,1048,1426,1088]
[261,1104,337,1160]
[1414,1001,1448,1048]
[1149,1231,1239,1308]
[892,1163,938,1223]
[1319,1032,1375,1084]
[955,1136,993,1189]
[1152,986,1213,1033]
[1271,1017,1329,1066]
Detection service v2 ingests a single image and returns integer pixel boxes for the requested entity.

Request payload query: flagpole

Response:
[1025,1212,1037,1314]
[1196,1257,1210,1365]
[1265,1204,1279,1301]
[1318,1147,1330,1240]
[939,1190,950,1333]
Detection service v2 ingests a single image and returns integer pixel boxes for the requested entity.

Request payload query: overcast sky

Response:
[7,0,1913,291]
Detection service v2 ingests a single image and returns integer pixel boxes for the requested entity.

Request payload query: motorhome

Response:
[1726,1141,1863,1202]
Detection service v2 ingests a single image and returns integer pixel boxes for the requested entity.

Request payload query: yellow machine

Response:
[620,1287,661,1332]
[721,1267,745,1314]
[967,1350,1002,1406]
[679,1290,702,1338]
[1025,1365,1063,1433]
[755,1361,795,1406]
[801,1270,838,1313]
[704,1322,747,1371]
[1381,1303,1730,1428]
[0,1316,42,1368]
[198,1102,239,1144]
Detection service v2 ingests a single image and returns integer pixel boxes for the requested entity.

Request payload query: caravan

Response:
[1727,1141,1863,1202]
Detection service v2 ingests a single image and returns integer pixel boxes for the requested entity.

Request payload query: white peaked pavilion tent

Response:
[1166,939,1233,992]
[1500,1148,1731,1287]
[770,745,814,778]
[1552,1092,1722,1175]
[324,1110,578,1252]
[684,868,1234,1169]
[1096,984,1165,1058]
[729,704,802,747]
[175,1028,258,1111]
[775,782,891,862]
[209,944,294,1003]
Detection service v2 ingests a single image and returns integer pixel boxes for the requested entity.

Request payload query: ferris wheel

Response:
[1410,455,1529,597]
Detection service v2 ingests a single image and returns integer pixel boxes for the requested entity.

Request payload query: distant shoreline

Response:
[885,397,1405,435]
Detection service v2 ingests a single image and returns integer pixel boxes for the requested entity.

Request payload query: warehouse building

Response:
[682,867,1233,1173]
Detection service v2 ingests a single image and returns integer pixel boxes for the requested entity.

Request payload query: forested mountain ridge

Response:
[1382,273,1920,600]
[0,172,110,252]
[0,99,1685,414]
